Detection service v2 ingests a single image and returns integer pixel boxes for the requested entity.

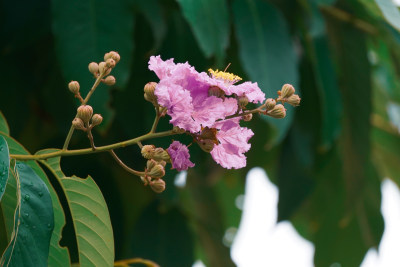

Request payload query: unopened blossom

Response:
[167,141,195,171]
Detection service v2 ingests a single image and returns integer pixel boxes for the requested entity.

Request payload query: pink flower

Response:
[210,121,254,169]
[149,55,259,169]
[167,141,195,171]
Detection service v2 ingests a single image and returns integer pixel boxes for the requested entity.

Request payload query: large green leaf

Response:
[311,36,342,150]
[375,0,400,31]
[38,149,114,267]
[0,112,10,135]
[0,134,70,267]
[1,163,54,267]
[51,0,135,129]
[232,0,299,145]
[134,0,166,50]
[0,137,9,201]
[177,0,229,65]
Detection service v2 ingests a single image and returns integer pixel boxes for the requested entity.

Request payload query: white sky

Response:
[185,168,400,267]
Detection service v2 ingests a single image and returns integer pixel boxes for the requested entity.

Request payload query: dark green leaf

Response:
[0,112,10,135]
[135,0,166,50]
[0,134,70,266]
[0,137,9,201]
[51,0,135,129]
[177,0,229,65]
[1,163,54,267]
[38,149,114,267]
[312,36,342,150]
[232,0,299,145]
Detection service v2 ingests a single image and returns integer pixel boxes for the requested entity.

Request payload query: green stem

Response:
[62,73,106,150]
[150,106,161,133]
[11,130,177,161]
[109,150,144,177]
[224,107,262,120]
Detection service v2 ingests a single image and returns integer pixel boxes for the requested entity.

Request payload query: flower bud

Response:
[208,86,225,98]
[88,62,99,75]
[265,98,276,111]
[286,94,301,106]
[99,62,111,75]
[105,51,120,63]
[267,104,286,119]
[68,81,80,94]
[238,96,249,108]
[144,82,158,104]
[142,145,155,159]
[146,160,165,178]
[280,84,295,98]
[77,105,93,123]
[103,75,116,86]
[72,118,85,130]
[197,139,215,153]
[243,113,253,121]
[150,179,166,193]
[91,114,103,126]
[152,148,170,162]
[106,58,116,69]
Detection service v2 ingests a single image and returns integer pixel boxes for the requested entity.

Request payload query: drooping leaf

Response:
[232,0,299,146]
[51,0,135,129]
[311,36,342,150]
[177,0,229,65]
[1,163,54,267]
[0,137,9,201]
[37,149,114,267]
[0,134,70,266]
[0,112,10,135]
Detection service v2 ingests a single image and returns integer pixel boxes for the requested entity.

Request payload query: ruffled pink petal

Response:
[210,121,254,169]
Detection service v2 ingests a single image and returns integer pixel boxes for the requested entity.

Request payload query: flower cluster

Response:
[147,56,270,169]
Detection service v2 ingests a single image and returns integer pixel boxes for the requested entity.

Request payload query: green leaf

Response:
[0,134,70,267]
[1,163,54,267]
[177,0,229,65]
[0,112,10,135]
[312,36,342,150]
[375,0,400,31]
[0,137,9,201]
[37,149,114,267]
[51,0,135,129]
[135,0,166,50]
[232,0,299,145]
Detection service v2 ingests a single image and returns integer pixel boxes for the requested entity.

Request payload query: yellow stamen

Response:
[208,69,242,84]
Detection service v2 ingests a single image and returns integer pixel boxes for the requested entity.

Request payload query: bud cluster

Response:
[141,159,167,193]
[277,84,301,107]
[73,104,103,131]
[140,145,170,193]
[88,51,120,86]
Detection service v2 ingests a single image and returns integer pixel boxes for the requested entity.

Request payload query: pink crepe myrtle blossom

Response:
[149,55,263,169]
[167,141,195,171]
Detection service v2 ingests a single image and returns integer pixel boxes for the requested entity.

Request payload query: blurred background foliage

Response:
[1,0,400,266]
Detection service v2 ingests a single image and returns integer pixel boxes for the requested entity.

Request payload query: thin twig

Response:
[109,150,144,177]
